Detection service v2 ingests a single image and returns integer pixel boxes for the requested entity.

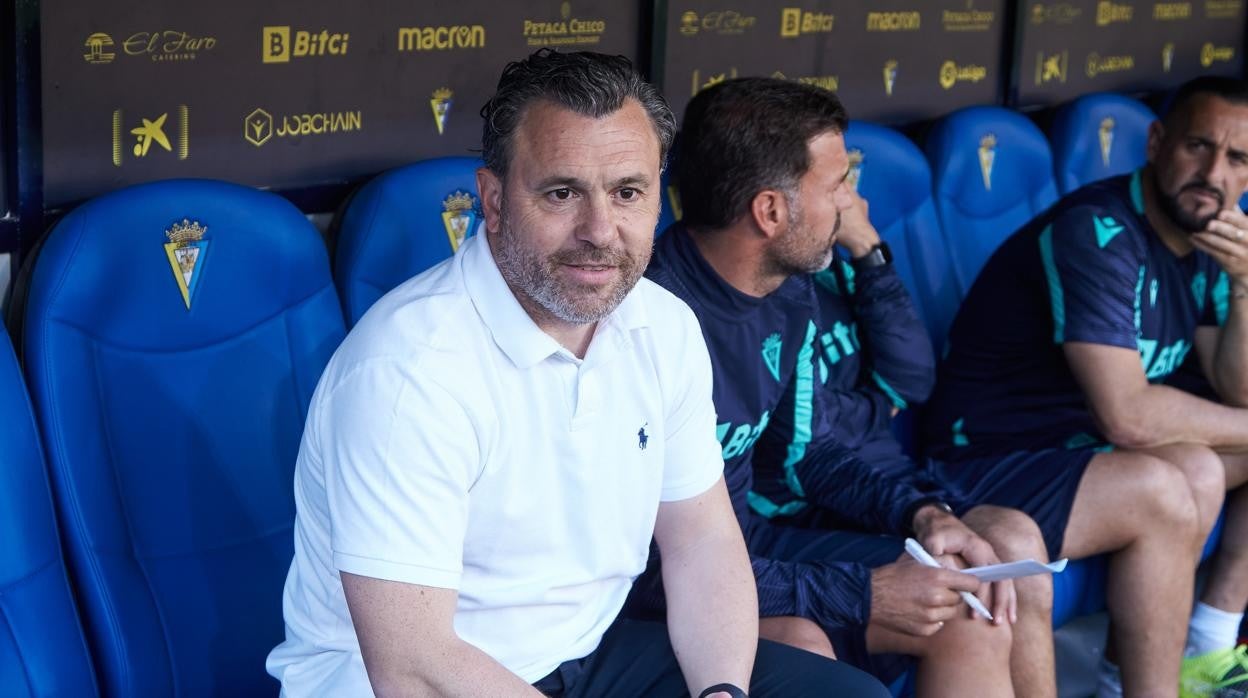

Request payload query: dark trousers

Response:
[532,617,889,697]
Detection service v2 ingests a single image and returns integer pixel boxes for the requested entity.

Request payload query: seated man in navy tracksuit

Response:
[630,76,1049,697]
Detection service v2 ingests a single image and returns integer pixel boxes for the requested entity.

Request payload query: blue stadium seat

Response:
[925,106,1059,296]
[656,164,681,236]
[1052,518,1223,627]
[845,120,959,352]
[1050,93,1155,195]
[335,156,482,326]
[0,319,97,696]
[22,180,345,696]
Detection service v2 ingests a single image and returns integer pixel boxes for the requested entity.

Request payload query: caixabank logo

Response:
[112,106,189,166]
[262,26,349,63]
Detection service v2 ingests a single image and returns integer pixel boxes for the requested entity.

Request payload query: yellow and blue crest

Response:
[978,133,997,191]
[430,87,453,136]
[163,218,209,310]
[441,191,478,252]
[847,148,865,192]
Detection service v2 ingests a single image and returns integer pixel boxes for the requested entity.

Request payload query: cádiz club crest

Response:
[164,218,210,309]
[441,191,479,252]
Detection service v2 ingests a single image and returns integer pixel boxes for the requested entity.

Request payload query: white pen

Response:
[903,537,994,621]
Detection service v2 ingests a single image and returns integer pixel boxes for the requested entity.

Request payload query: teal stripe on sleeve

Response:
[1133,265,1146,333]
[1129,169,1145,215]
[1213,271,1230,325]
[748,491,808,519]
[1038,225,1065,343]
[871,370,908,410]
[782,320,819,498]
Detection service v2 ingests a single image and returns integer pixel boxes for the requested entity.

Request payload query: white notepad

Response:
[961,558,1070,583]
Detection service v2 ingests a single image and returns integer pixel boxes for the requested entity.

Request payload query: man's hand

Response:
[838,191,882,258]
[1193,208,1248,286]
[868,558,982,636]
[911,504,1017,625]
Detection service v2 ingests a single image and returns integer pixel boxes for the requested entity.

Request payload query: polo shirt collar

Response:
[462,233,649,369]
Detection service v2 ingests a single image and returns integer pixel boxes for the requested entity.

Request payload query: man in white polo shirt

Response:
[267,50,888,697]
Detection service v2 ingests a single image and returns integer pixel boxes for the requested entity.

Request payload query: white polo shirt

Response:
[267,233,724,695]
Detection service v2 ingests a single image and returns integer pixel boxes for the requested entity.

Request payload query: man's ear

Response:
[1146,121,1165,165]
[476,167,504,234]
[749,189,789,240]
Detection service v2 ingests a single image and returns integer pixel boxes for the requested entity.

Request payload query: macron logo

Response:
[1093,215,1125,248]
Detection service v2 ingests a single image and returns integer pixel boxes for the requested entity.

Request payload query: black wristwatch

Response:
[851,241,892,271]
[699,684,748,698]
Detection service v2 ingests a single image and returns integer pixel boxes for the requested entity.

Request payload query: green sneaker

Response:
[1181,645,1248,697]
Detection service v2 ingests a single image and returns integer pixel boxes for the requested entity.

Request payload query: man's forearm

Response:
[1213,283,1248,405]
[363,637,541,698]
[661,526,757,695]
[1101,382,1248,450]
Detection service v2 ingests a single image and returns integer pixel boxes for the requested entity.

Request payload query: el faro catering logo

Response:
[677,9,757,37]
[112,106,189,166]
[262,26,349,63]
[84,30,217,63]
[780,7,834,37]
[1030,3,1083,24]
[524,2,607,48]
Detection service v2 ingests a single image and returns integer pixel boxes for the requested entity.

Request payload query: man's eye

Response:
[550,188,573,201]
[619,188,638,201]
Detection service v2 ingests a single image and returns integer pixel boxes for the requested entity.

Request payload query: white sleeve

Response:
[659,305,726,502]
[320,360,479,589]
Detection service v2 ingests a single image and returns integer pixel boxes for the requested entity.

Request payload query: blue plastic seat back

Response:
[925,107,1059,296]
[845,120,959,353]
[656,165,682,237]
[22,179,345,696]
[0,320,97,697]
[335,156,482,326]
[1050,93,1155,195]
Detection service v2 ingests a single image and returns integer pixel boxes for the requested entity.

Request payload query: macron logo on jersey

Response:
[1093,215,1125,248]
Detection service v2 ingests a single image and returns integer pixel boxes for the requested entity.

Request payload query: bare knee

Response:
[922,614,1012,662]
[1127,454,1202,539]
[964,505,1048,562]
[1157,443,1226,519]
[759,616,836,659]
